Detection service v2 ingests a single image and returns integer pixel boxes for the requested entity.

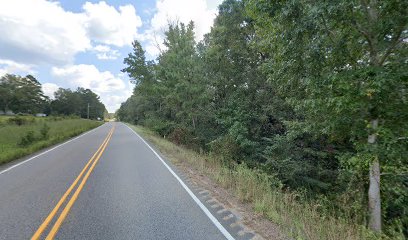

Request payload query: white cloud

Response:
[51,64,131,112]
[92,45,120,60]
[0,0,225,110]
[142,0,222,56]
[151,0,218,40]
[0,0,142,65]
[83,1,142,47]
[0,59,35,77]
[0,0,89,65]
[42,83,60,99]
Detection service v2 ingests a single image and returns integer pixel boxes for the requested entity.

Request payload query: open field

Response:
[0,116,103,164]
[129,124,388,240]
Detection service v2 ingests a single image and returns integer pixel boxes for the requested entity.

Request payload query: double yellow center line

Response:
[32,126,115,240]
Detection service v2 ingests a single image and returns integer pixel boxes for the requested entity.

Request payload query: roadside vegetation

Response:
[0,116,102,164]
[131,125,377,240]
[118,0,407,239]
[0,74,106,119]
[0,73,107,164]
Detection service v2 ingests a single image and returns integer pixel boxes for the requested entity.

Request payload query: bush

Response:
[7,116,36,126]
[8,116,27,126]
[168,127,196,146]
[18,131,37,146]
[49,116,62,121]
[40,123,50,139]
[144,118,174,137]
[209,135,241,163]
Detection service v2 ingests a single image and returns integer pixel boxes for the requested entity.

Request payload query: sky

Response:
[0,0,223,112]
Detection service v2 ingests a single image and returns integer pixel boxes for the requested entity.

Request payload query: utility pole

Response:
[87,103,90,119]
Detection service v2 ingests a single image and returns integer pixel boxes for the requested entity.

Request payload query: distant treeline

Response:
[0,74,106,119]
[117,0,407,237]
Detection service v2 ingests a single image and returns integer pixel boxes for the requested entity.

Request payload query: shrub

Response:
[40,123,50,139]
[18,131,37,146]
[144,118,174,137]
[8,116,27,126]
[7,116,36,126]
[209,135,241,163]
[49,116,64,121]
[168,127,197,146]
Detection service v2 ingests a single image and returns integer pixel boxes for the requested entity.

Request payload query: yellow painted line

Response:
[45,126,115,239]
[31,127,114,240]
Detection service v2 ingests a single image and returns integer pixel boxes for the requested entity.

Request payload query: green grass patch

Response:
[0,116,103,164]
[128,124,389,240]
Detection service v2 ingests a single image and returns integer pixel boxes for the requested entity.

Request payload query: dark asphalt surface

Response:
[0,122,227,239]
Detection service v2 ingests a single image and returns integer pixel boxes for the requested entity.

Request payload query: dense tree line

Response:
[0,74,106,119]
[50,87,106,119]
[0,74,47,114]
[117,0,407,237]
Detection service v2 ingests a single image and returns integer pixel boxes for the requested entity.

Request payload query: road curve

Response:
[0,122,229,239]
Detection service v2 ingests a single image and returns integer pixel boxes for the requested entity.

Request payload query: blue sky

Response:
[0,0,222,112]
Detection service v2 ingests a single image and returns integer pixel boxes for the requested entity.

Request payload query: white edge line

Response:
[125,124,235,240]
[0,123,106,175]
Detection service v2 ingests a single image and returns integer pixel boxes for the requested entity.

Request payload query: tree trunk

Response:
[363,1,382,231]
[192,115,196,129]
[368,119,381,232]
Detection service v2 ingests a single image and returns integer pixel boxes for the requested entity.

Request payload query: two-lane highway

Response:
[0,122,231,239]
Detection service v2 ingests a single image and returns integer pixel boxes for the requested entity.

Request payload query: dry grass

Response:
[129,124,390,240]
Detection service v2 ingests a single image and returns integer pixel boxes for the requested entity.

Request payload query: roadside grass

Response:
[129,124,384,240]
[0,116,103,164]
[0,116,13,124]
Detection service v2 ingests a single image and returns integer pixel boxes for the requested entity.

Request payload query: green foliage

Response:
[131,124,385,240]
[0,117,102,164]
[246,0,407,235]
[0,74,48,114]
[122,40,154,85]
[40,123,50,140]
[50,87,106,119]
[263,123,339,193]
[18,130,36,147]
[144,117,174,137]
[118,0,407,237]
[0,73,106,119]
[208,135,242,164]
[7,116,33,126]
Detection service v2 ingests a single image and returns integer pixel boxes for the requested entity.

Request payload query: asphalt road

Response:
[0,122,231,240]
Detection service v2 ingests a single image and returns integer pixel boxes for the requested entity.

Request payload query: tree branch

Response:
[379,25,406,66]
[381,172,408,176]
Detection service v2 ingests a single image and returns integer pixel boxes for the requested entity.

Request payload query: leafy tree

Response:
[51,88,82,116]
[0,73,106,119]
[0,74,47,114]
[202,0,288,160]
[118,0,407,236]
[246,0,407,233]
[76,87,106,119]
[157,21,212,141]
[120,40,160,125]
[51,87,106,119]
[0,74,18,113]
[14,75,47,113]
[122,40,155,86]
